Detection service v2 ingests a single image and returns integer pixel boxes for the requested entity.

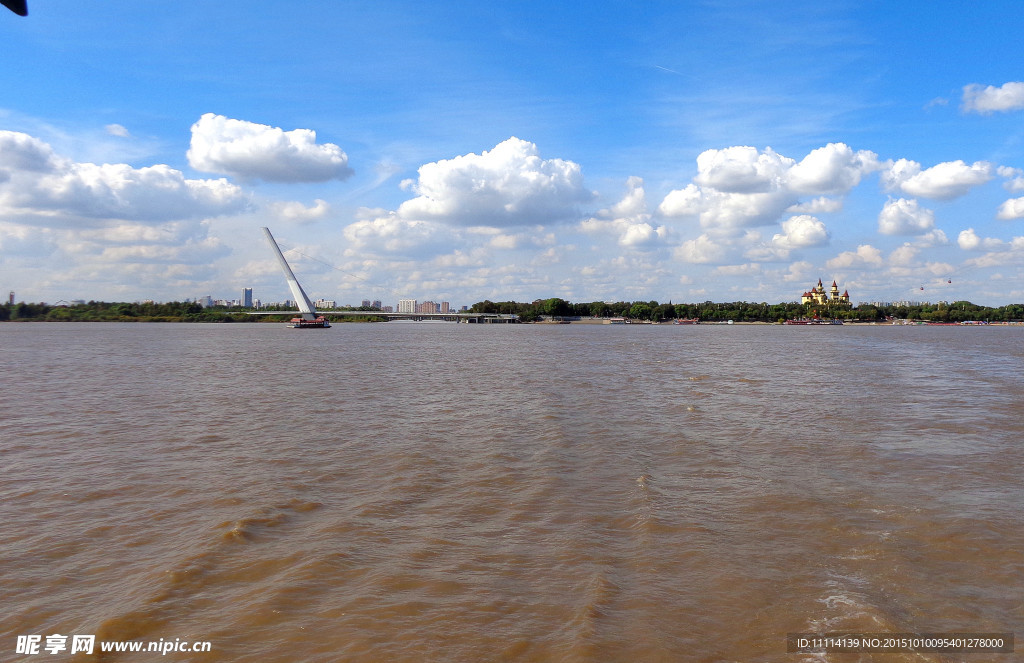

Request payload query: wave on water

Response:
[90,499,322,660]
[219,500,322,543]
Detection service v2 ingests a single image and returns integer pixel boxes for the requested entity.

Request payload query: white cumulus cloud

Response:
[787,196,843,214]
[783,260,814,283]
[489,234,521,250]
[996,196,1024,220]
[674,233,730,264]
[656,183,701,217]
[881,159,993,200]
[187,113,353,183]
[695,188,795,231]
[878,198,935,235]
[0,131,246,226]
[746,215,831,262]
[659,143,879,237]
[0,130,63,172]
[962,236,1024,268]
[914,229,949,247]
[827,244,884,268]
[693,146,793,193]
[889,243,919,267]
[397,137,593,227]
[786,143,881,195]
[579,176,667,249]
[714,263,761,276]
[962,81,1024,114]
[342,211,448,257]
[772,215,830,250]
[957,228,1005,251]
[997,166,1024,193]
[268,199,331,224]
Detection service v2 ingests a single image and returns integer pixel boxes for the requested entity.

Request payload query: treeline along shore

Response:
[1,300,263,322]
[469,298,1024,323]
[4,298,1024,323]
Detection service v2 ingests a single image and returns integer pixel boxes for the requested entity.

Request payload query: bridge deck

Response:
[248,311,519,323]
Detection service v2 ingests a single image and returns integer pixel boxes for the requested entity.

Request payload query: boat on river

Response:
[785,317,843,325]
[288,316,331,328]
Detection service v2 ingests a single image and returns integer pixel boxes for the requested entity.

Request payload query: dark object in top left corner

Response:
[2,0,28,17]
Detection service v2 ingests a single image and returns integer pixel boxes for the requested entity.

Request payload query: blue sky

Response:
[3,0,1024,307]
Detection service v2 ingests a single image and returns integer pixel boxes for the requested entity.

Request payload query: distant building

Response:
[372,300,382,309]
[315,299,336,309]
[398,299,416,313]
[361,300,372,308]
[242,288,253,307]
[801,279,851,307]
[8,291,13,305]
[417,301,439,314]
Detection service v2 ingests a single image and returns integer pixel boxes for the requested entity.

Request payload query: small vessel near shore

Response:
[288,316,331,328]
[785,317,843,325]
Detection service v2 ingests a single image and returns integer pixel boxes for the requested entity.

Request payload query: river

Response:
[2,322,1021,661]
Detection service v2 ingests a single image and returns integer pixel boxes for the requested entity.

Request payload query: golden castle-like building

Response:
[801,279,851,306]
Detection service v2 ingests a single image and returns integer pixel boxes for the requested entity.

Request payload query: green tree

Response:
[627,302,652,320]
[539,297,571,317]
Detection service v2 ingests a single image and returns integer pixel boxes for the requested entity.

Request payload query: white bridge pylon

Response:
[262,227,318,321]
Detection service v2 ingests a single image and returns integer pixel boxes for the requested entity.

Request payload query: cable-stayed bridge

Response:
[261,227,518,325]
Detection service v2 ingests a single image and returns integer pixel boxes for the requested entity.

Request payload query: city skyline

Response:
[1,283,958,312]
[3,2,1024,307]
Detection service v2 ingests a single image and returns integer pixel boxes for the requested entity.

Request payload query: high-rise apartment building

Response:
[242,288,253,307]
[397,299,416,313]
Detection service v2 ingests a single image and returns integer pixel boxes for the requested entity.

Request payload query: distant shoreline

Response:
[4,317,1023,327]
[4,298,1024,325]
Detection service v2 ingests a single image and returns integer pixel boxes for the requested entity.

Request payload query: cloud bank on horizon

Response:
[2,1,1024,306]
